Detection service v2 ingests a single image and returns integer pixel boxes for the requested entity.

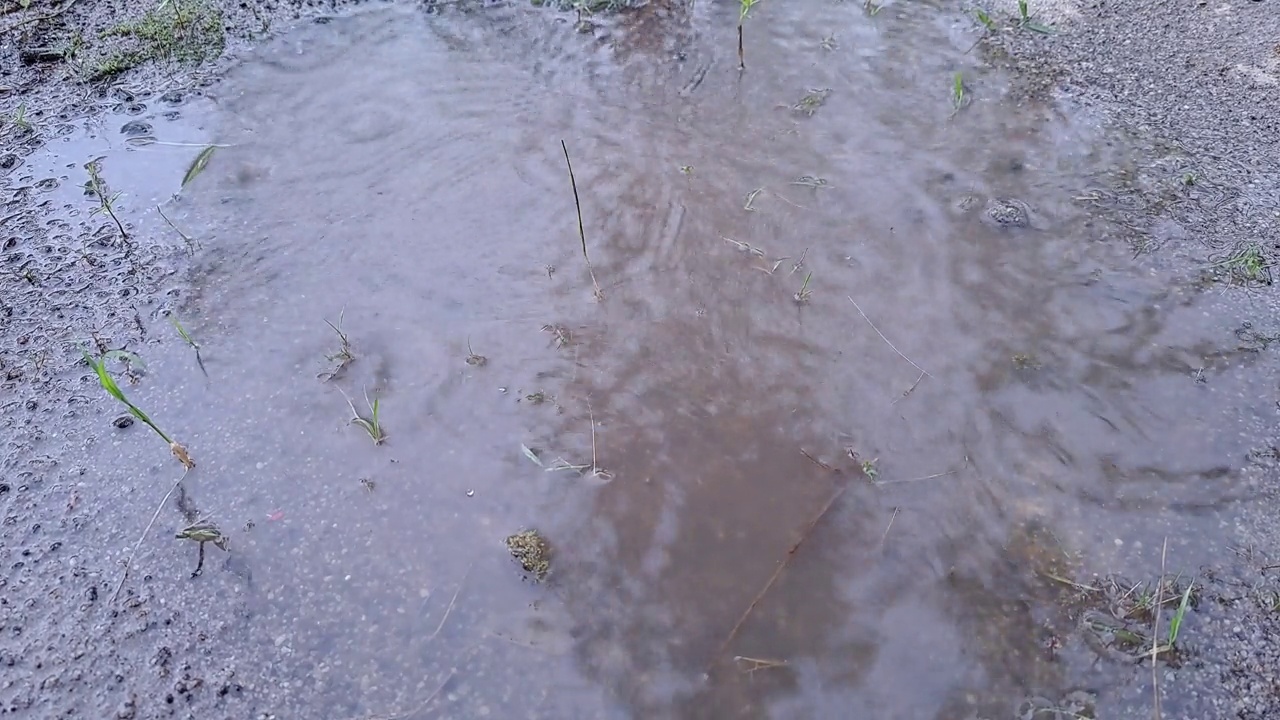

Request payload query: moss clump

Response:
[505,529,551,581]
[90,0,223,79]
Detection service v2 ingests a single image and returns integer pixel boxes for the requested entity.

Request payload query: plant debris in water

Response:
[505,529,551,581]
[790,88,831,117]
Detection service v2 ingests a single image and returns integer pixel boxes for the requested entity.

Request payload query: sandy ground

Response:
[1,0,1277,717]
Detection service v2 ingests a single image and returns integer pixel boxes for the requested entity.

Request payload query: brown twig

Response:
[712,479,847,665]
[799,448,835,472]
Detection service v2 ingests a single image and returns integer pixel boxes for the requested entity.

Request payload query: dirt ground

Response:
[2,0,1278,717]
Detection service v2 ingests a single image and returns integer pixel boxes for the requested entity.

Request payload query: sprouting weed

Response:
[1167,580,1195,647]
[466,337,487,367]
[6,103,34,134]
[973,7,995,30]
[342,387,386,445]
[1210,243,1270,285]
[83,349,193,468]
[679,165,694,175]
[861,458,879,481]
[1181,172,1196,186]
[85,159,129,241]
[950,72,968,115]
[169,314,208,377]
[319,309,355,380]
[541,323,572,349]
[1017,0,1054,33]
[793,272,813,304]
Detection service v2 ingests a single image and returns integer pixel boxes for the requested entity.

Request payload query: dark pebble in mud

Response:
[112,415,134,429]
[0,483,9,494]
[124,103,147,116]
[0,154,20,172]
[120,121,152,137]
[983,198,1031,228]
[160,90,184,105]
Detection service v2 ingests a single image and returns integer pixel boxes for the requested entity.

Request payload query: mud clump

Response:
[505,529,551,581]
[983,197,1031,228]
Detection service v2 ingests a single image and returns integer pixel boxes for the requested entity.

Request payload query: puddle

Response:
[33,2,1275,718]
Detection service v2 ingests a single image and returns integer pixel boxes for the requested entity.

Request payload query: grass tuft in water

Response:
[83,349,194,468]
[341,387,386,445]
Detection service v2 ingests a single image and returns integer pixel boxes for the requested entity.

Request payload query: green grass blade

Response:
[1168,581,1195,645]
[1024,21,1055,34]
[182,145,217,188]
[82,350,172,444]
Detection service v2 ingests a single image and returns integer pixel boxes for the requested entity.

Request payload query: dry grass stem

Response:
[110,468,190,603]
[848,296,931,379]
[427,564,473,642]
[560,140,602,300]
[1151,537,1167,719]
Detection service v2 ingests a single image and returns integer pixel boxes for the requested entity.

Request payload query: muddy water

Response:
[110,3,1273,718]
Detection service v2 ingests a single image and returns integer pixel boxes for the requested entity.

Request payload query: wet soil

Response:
[2,0,1278,718]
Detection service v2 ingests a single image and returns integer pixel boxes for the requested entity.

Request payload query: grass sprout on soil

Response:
[83,349,194,468]
[1210,242,1271,285]
[84,159,128,241]
[4,103,34,136]
[950,72,968,115]
[793,272,813,303]
[92,0,225,80]
[1017,0,1054,33]
[560,140,603,300]
[169,314,208,377]
[973,7,995,29]
[319,309,355,380]
[341,387,386,445]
